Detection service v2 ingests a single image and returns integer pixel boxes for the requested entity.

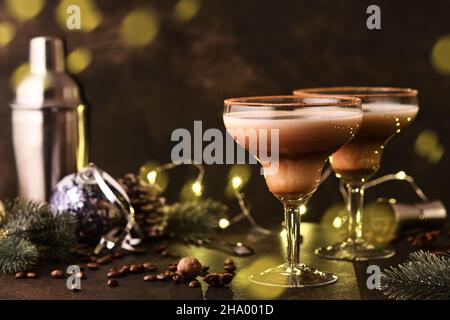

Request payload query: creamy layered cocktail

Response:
[223,95,362,287]
[224,108,362,197]
[294,87,419,261]
[331,102,418,182]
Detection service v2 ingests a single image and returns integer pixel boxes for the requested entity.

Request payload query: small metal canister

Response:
[390,200,447,232]
[11,36,88,201]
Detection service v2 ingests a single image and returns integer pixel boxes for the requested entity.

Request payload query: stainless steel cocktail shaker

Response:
[11,36,89,202]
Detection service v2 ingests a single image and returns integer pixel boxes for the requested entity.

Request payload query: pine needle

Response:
[381,250,450,300]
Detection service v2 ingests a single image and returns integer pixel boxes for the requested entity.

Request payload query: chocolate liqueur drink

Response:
[294,87,419,261]
[223,95,362,287]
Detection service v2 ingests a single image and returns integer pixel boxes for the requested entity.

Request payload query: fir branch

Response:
[164,198,228,238]
[0,198,78,273]
[381,250,450,300]
[0,236,39,273]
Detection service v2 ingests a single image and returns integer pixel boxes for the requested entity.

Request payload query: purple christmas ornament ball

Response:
[50,165,128,244]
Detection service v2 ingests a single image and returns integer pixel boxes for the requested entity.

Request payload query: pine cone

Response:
[118,173,167,238]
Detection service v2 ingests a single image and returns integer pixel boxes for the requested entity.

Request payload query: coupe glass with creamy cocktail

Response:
[223,95,362,287]
[294,87,419,261]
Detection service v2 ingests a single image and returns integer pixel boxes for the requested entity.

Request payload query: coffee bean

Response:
[75,272,87,280]
[96,256,111,265]
[26,272,38,279]
[143,262,156,272]
[202,266,210,272]
[107,271,120,278]
[156,273,167,281]
[224,264,236,272]
[188,280,200,288]
[107,279,118,287]
[119,265,130,275]
[50,269,64,279]
[222,273,234,285]
[144,274,156,281]
[15,272,26,279]
[86,263,98,270]
[224,258,234,265]
[129,264,143,273]
[172,273,182,284]
[168,264,178,272]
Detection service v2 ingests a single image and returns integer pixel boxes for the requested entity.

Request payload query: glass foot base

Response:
[248,263,337,288]
[315,240,395,261]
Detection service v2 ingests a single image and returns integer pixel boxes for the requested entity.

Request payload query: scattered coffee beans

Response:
[224,264,236,272]
[107,271,120,278]
[26,272,38,279]
[107,279,118,287]
[168,264,178,272]
[188,280,200,288]
[143,262,157,272]
[130,264,143,273]
[15,272,26,279]
[50,269,64,279]
[86,263,98,270]
[156,273,167,281]
[144,274,156,282]
[172,274,182,284]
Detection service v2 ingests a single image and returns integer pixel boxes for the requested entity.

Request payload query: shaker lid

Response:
[11,36,81,110]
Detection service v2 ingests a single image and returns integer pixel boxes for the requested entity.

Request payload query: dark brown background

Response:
[0,0,449,227]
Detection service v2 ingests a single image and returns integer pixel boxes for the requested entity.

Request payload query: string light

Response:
[219,218,230,229]
[191,180,202,197]
[139,161,269,233]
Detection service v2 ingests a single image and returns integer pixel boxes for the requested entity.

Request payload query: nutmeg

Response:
[176,257,202,279]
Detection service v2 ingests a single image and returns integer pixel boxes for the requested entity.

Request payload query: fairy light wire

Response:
[338,171,429,202]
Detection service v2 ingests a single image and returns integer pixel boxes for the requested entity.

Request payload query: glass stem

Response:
[283,200,306,268]
[346,183,364,244]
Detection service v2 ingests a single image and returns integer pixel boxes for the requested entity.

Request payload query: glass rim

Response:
[224,95,362,108]
[293,86,418,98]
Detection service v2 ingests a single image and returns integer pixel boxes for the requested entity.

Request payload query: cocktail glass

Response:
[294,87,419,261]
[223,95,362,287]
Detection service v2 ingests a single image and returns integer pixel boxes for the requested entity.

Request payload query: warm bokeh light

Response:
[173,0,201,23]
[299,204,307,215]
[147,170,157,185]
[5,0,45,21]
[10,62,29,90]
[431,35,450,75]
[139,161,169,192]
[395,171,406,180]
[180,179,202,200]
[0,22,15,47]
[218,218,230,229]
[120,8,159,47]
[231,176,242,190]
[415,130,445,164]
[67,47,92,74]
[226,164,251,197]
[56,0,102,32]
[191,180,202,197]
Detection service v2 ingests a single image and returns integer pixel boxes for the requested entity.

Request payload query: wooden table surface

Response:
[0,223,413,300]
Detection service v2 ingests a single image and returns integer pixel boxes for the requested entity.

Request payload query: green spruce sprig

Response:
[164,198,228,239]
[0,199,77,273]
[381,250,450,300]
